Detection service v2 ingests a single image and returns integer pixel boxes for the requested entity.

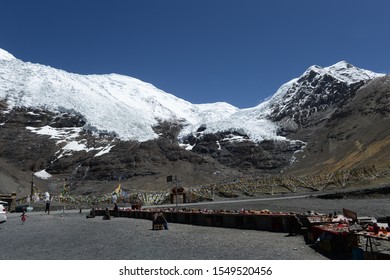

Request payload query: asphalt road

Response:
[148,193,390,218]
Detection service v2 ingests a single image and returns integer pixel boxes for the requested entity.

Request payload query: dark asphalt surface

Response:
[188,195,390,218]
[149,191,390,218]
[0,209,327,260]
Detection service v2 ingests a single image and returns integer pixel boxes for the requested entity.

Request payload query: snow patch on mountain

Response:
[26,125,115,159]
[26,126,83,141]
[34,169,52,180]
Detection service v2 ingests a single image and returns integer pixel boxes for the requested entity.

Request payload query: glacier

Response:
[0,48,383,143]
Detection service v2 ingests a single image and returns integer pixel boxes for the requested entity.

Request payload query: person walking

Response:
[45,192,51,214]
[20,211,27,224]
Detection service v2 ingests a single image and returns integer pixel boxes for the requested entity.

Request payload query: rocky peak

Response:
[266,61,384,130]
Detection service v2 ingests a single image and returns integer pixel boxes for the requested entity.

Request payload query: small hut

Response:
[170,187,186,204]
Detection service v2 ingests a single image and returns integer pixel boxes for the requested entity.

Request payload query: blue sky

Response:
[1,0,389,108]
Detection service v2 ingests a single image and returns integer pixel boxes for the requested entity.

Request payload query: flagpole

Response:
[30,173,34,206]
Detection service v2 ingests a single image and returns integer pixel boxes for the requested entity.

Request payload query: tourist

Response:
[113,203,119,217]
[158,212,169,230]
[44,192,51,214]
[86,208,96,219]
[111,192,117,204]
[20,211,27,224]
[288,214,302,236]
[103,208,111,220]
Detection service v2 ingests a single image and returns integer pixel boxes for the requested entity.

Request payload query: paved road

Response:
[147,192,389,218]
[147,194,312,209]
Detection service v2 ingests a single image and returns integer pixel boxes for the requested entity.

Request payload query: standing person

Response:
[158,212,169,230]
[113,203,119,217]
[103,208,111,220]
[288,214,302,236]
[45,192,51,214]
[111,192,118,204]
[20,211,27,224]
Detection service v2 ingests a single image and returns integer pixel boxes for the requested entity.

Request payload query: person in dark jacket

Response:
[86,208,96,219]
[288,214,302,236]
[103,208,111,220]
[113,203,119,217]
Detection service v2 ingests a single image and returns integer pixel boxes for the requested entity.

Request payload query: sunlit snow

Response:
[34,169,52,179]
[0,49,16,61]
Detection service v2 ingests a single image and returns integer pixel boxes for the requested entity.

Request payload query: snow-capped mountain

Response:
[0,47,387,195]
[3,49,276,143]
[1,48,382,144]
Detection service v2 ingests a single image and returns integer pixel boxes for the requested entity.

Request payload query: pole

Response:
[30,174,34,206]
[31,174,34,197]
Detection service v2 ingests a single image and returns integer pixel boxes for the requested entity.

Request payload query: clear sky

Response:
[1,0,389,108]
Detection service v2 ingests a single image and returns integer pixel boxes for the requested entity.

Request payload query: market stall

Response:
[351,223,390,259]
[303,208,390,259]
[310,222,358,258]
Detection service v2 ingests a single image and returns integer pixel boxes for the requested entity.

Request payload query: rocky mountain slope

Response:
[285,75,390,176]
[0,48,388,197]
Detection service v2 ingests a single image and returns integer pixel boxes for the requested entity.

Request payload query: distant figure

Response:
[44,192,51,214]
[103,208,111,220]
[152,213,158,229]
[113,203,119,217]
[86,208,96,219]
[20,211,28,224]
[288,214,302,236]
[373,223,380,234]
[160,213,169,230]
[32,193,40,202]
[111,193,118,204]
[153,212,168,230]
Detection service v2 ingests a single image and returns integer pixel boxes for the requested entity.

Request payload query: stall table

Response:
[351,229,390,259]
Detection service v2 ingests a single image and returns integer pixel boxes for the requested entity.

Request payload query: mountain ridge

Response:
[0,48,388,198]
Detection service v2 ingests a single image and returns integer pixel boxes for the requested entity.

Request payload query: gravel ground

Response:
[0,210,327,260]
[1,193,389,260]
